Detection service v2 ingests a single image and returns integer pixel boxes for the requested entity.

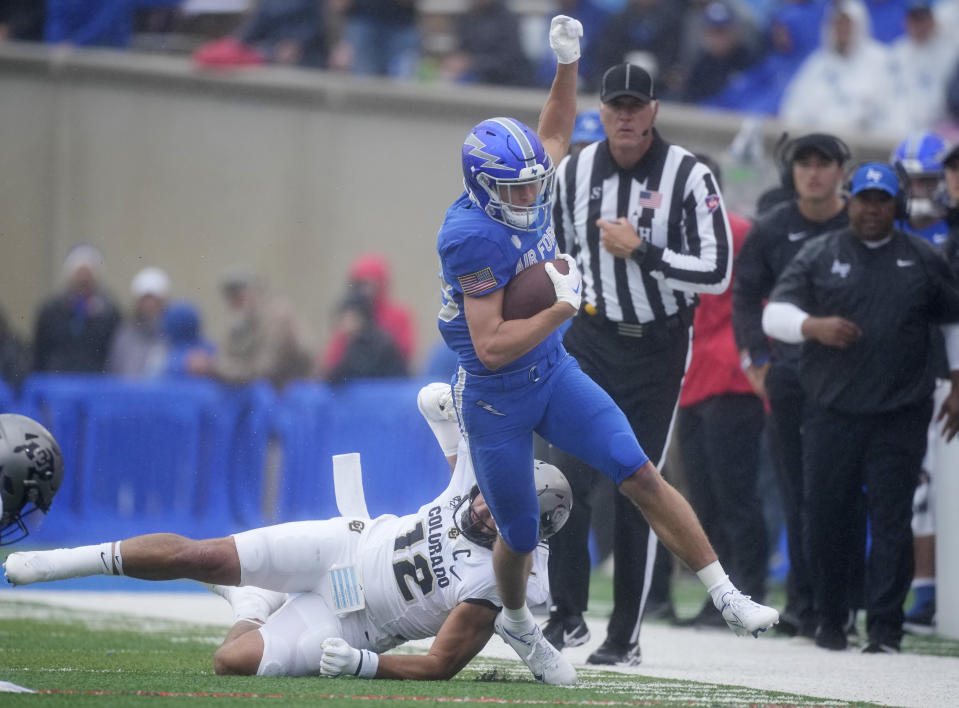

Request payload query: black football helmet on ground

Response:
[0,414,64,545]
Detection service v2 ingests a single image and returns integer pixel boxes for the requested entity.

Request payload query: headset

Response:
[774,132,852,192]
[842,160,911,221]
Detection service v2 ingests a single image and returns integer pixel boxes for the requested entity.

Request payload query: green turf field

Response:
[0,598,880,708]
[5,566,957,707]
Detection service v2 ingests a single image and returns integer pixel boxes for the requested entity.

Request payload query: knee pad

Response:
[499,516,539,554]
[257,629,293,677]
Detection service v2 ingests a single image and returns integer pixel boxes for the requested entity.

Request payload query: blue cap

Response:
[571,110,605,145]
[849,162,900,197]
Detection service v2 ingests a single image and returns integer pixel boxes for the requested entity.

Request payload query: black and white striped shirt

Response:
[553,131,732,324]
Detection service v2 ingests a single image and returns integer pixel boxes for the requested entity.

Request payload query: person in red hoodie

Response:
[675,155,767,628]
[320,253,415,376]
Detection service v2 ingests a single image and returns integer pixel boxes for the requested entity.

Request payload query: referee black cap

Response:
[601,63,655,104]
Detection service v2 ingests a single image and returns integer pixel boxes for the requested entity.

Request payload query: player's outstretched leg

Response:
[494,611,577,685]
[4,535,239,587]
[717,589,780,637]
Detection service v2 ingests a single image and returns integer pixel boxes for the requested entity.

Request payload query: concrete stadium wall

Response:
[0,43,895,366]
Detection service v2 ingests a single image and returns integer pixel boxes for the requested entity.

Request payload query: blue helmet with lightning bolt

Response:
[462,117,555,231]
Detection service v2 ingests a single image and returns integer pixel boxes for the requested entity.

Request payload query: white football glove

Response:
[549,15,583,65]
[319,637,369,678]
[546,254,582,312]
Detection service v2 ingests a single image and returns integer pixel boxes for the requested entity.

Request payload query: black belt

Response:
[579,307,693,339]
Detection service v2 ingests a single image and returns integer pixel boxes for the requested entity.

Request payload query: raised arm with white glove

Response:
[319,637,379,679]
[546,253,582,312]
[549,15,583,64]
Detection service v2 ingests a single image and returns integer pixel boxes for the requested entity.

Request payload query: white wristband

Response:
[354,649,379,679]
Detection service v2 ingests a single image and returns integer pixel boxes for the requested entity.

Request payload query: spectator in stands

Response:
[192,0,326,69]
[330,0,420,79]
[700,0,827,115]
[887,1,959,134]
[592,0,687,98]
[106,267,171,378]
[679,1,763,104]
[32,244,121,374]
[161,299,216,377]
[0,0,45,41]
[320,253,415,376]
[441,0,533,87]
[175,0,250,43]
[864,0,911,43]
[780,0,898,136]
[675,155,767,628]
[44,0,136,49]
[186,267,313,390]
[0,305,30,390]
[325,292,407,384]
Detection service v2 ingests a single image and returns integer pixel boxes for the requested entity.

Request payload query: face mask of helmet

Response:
[454,461,572,549]
[0,414,64,546]
[477,163,555,230]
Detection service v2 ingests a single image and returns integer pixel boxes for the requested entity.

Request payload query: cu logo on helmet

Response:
[14,441,56,479]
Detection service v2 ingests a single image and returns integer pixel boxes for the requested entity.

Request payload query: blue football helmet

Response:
[892,131,947,177]
[462,117,555,231]
[891,132,948,219]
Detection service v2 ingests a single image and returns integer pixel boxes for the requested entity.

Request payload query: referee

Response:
[763,162,959,652]
[538,62,732,665]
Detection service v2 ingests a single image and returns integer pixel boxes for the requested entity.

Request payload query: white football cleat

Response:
[417,382,456,423]
[494,612,577,685]
[719,590,780,637]
[4,551,61,586]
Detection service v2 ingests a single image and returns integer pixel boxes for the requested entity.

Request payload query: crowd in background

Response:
[2,1,959,139]
[0,246,417,393]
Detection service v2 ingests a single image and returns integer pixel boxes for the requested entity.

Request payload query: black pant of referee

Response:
[538,309,690,661]
[802,398,930,651]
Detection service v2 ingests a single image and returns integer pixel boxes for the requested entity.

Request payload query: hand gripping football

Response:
[502,258,571,320]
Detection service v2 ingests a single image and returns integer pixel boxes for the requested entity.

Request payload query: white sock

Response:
[501,605,534,633]
[47,544,114,580]
[697,560,735,609]
[208,585,287,625]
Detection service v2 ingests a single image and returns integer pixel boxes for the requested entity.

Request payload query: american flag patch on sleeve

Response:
[458,267,498,295]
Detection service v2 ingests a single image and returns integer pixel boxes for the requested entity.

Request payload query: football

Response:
[501,258,570,320]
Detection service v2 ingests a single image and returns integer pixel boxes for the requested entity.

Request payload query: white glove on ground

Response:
[320,637,379,678]
[546,254,582,311]
[549,15,583,64]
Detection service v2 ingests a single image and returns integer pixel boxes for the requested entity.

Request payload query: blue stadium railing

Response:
[2,375,451,546]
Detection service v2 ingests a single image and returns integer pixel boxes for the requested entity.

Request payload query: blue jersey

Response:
[437,192,562,374]
[898,218,949,248]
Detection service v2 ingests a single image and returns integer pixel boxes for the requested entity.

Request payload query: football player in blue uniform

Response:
[892,131,951,248]
[435,15,779,683]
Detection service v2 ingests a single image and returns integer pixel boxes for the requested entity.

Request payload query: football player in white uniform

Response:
[3,384,574,684]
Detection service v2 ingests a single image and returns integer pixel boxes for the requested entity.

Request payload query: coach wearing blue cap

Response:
[761,161,959,653]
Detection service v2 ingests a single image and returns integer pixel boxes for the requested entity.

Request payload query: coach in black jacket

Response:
[731,133,850,639]
[763,162,959,654]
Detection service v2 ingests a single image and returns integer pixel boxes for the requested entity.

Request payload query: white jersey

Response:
[359,445,549,645]
[232,440,549,656]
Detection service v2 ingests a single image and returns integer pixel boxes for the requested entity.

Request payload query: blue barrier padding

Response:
[8,375,453,546]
